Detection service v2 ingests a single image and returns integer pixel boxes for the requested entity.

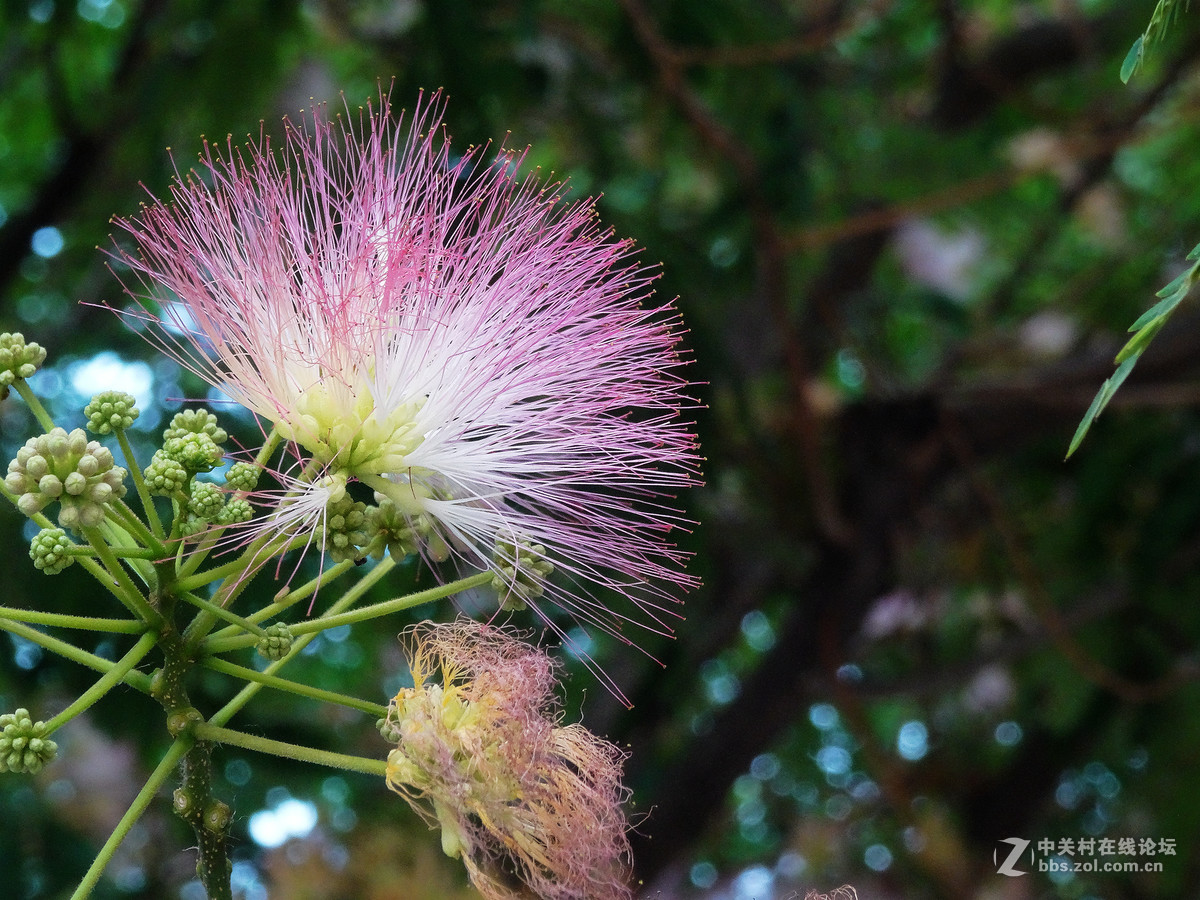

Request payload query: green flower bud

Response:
[0,708,58,774]
[491,535,554,611]
[143,451,189,496]
[0,333,47,388]
[162,432,224,473]
[256,623,293,661]
[366,495,432,561]
[84,391,140,434]
[29,527,75,575]
[216,497,253,526]
[180,481,226,538]
[224,461,260,492]
[6,428,127,531]
[163,409,227,445]
[377,716,403,743]
[188,482,226,520]
[325,495,370,563]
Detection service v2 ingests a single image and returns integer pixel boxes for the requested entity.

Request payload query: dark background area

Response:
[4,1,1200,897]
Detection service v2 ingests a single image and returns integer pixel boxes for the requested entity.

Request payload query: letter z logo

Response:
[995,837,1030,876]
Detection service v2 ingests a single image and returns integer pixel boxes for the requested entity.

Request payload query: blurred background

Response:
[4,0,1200,897]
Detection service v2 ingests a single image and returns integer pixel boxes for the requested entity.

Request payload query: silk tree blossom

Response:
[107,90,700,655]
[383,619,632,900]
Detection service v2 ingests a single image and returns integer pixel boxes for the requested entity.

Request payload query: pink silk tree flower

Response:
[107,90,700,660]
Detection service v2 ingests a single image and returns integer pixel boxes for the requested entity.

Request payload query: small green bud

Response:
[224,461,260,492]
[203,800,232,833]
[29,527,75,575]
[491,535,554,611]
[0,708,58,774]
[256,623,293,661]
[377,716,403,743]
[0,333,47,388]
[166,706,203,737]
[143,451,188,496]
[84,391,140,434]
[173,787,196,816]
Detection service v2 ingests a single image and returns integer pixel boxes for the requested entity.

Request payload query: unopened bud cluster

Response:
[256,623,293,661]
[0,709,58,774]
[492,536,554,610]
[325,495,370,563]
[84,391,140,434]
[162,409,227,473]
[0,332,47,388]
[29,527,75,575]
[6,428,127,529]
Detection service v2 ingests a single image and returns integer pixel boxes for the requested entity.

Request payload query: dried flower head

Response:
[383,619,632,900]
[107,88,699,665]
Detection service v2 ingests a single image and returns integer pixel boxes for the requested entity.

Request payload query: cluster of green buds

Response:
[324,494,370,563]
[84,391,140,435]
[0,332,47,396]
[363,493,450,563]
[29,526,76,575]
[0,709,58,775]
[162,409,228,473]
[491,535,555,610]
[5,428,128,530]
[256,623,294,661]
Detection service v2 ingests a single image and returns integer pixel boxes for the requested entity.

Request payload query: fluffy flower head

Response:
[108,89,699,660]
[383,619,632,900]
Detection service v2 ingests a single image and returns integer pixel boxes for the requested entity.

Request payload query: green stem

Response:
[208,556,396,728]
[71,545,161,560]
[174,528,320,594]
[81,527,164,628]
[181,529,330,651]
[116,428,164,538]
[0,606,146,633]
[202,570,493,655]
[177,591,267,638]
[70,738,191,900]
[13,379,55,431]
[202,657,388,717]
[253,428,283,469]
[206,559,356,642]
[192,723,387,777]
[175,528,225,581]
[0,620,153,693]
[108,498,166,557]
[43,632,159,734]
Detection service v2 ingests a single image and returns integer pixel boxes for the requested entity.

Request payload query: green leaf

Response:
[1121,36,1145,83]
[1127,291,1183,332]
[1155,268,1192,298]
[1114,315,1167,364]
[1067,356,1139,458]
